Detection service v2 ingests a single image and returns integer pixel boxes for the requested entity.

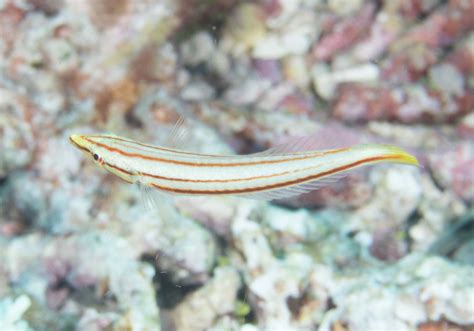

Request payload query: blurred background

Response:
[0,0,473,330]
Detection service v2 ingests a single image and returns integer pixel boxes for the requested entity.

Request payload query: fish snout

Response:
[69,134,90,153]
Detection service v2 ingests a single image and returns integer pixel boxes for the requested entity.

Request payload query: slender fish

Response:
[69,133,419,200]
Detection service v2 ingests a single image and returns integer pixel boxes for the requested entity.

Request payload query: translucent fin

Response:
[256,134,348,156]
[133,89,195,151]
[136,180,180,221]
[255,123,363,156]
[241,172,348,201]
[163,115,191,150]
[138,182,159,211]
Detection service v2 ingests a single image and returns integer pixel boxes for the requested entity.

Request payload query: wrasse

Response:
[69,133,418,200]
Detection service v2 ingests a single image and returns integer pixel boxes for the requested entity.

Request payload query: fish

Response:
[69,130,419,201]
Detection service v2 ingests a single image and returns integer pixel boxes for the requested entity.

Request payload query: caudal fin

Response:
[356,144,420,166]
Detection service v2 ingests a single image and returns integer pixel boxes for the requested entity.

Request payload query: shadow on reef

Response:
[141,254,201,310]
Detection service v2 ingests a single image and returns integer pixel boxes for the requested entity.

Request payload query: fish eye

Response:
[92,153,105,165]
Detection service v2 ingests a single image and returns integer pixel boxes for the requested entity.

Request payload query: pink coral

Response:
[428,142,474,203]
[312,3,376,61]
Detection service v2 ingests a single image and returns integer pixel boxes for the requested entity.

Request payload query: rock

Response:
[429,63,464,97]
[3,232,160,330]
[42,37,79,73]
[393,1,474,50]
[312,3,376,60]
[333,83,472,124]
[348,166,422,260]
[221,3,266,55]
[328,0,364,16]
[224,77,272,105]
[180,31,216,66]
[253,11,318,59]
[381,44,438,84]
[0,89,34,178]
[282,55,311,88]
[231,201,276,273]
[427,141,474,203]
[254,59,282,83]
[417,257,474,324]
[0,295,33,331]
[247,253,314,329]
[410,175,467,251]
[170,267,241,331]
[312,62,379,100]
[458,113,474,139]
[176,196,237,237]
[180,79,216,101]
[125,206,218,285]
[317,255,474,330]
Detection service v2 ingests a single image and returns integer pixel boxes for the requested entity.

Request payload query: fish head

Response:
[69,134,106,166]
[70,134,136,183]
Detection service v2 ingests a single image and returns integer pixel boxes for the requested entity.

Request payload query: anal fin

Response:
[240,172,349,201]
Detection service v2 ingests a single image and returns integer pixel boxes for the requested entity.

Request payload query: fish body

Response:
[69,134,418,200]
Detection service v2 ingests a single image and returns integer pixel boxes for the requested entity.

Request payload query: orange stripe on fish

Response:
[148,155,403,195]
[82,136,346,167]
[70,133,419,200]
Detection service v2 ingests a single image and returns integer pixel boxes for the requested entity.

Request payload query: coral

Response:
[428,141,474,203]
[318,254,474,330]
[170,266,241,331]
[0,295,33,331]
[3,232,160,329]
[312,2,376,61]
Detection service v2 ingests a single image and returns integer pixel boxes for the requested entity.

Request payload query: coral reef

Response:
[1,0,473,330]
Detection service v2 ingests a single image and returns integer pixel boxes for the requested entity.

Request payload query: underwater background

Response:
[0,0,473,330]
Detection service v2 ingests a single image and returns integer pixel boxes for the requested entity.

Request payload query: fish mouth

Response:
[69,134,90,154]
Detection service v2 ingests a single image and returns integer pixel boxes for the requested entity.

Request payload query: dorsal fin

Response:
[255,135,334,156]
[133,90,195,151]
[255,128,358,156]
[163,115,191,150]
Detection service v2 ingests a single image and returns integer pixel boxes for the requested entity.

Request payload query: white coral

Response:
[0,295,33,331]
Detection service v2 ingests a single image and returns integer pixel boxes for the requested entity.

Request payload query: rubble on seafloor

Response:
[1,0,473,330]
